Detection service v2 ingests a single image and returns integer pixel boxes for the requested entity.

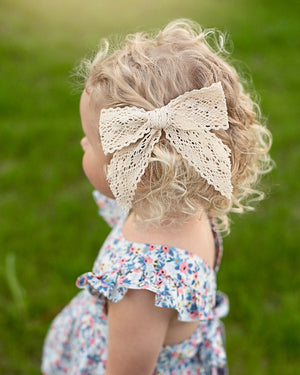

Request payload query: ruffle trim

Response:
[93,190,125,228]
[76,269,216,322]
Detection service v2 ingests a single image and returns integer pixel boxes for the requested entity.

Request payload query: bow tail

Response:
[107,130,161,210]
[165,128,232,199]
[198,319,228,374]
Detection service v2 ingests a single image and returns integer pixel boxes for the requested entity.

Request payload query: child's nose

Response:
[80,137,88,150]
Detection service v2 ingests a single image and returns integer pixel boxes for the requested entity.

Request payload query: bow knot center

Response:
[147,108,169,130]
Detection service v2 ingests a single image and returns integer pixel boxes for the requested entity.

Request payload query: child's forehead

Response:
[80,90,92,121]
[80,90,101,135]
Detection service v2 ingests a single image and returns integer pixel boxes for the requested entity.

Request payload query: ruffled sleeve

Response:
[92,190,126,228]
[76,234,217,322]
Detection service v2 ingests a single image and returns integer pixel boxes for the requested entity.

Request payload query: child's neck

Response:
[122,211,215,268]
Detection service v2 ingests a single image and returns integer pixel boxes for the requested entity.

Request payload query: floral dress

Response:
[42,191,229,375]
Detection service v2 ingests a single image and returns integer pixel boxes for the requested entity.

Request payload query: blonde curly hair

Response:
[80,19,273,234]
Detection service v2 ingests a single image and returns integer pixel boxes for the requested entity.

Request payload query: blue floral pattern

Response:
[42,191,229,374]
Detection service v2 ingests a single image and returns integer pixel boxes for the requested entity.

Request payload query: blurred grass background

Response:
[0,0,299,374]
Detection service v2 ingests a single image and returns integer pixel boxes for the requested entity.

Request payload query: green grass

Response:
[0,0,299,373]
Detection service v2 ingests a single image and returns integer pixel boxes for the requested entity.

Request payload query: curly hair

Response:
[79,19,273,234]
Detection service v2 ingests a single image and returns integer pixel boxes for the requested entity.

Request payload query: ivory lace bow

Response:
[99,82,232,210]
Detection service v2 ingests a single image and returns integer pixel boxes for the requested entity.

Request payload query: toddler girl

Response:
[42,19,272,375]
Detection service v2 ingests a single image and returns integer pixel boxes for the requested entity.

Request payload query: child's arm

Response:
[106,289,175,375]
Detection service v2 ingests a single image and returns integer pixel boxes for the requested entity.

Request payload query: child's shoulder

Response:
[77,217,217,322]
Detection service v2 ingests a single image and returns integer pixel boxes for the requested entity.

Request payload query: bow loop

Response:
[100,107,152,155]
[169,81,229,131]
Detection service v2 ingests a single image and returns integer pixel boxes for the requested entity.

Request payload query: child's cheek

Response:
[82,152,114,198]
[82,151,93,182]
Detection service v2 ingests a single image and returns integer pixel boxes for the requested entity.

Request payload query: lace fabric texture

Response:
[99,82,232,210]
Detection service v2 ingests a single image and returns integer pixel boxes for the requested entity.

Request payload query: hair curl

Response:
[79,19,273,234]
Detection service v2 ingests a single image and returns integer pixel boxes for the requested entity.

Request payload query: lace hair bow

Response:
[99,82,232,210]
